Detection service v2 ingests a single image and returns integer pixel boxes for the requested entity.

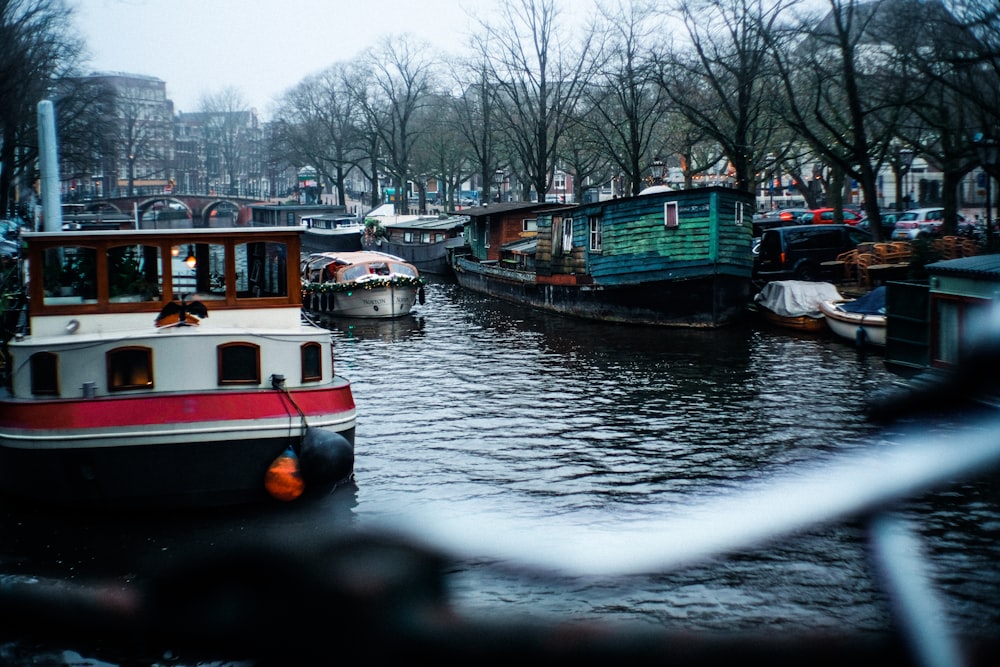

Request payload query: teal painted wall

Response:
[536,187,754,285]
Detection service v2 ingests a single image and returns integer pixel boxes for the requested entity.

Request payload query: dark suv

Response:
[754,224,872,282]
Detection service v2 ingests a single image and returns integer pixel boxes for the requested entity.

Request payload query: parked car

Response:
[856,213,898,239]
[801,208,863,225]
[754,224,872,282]
[889,208,965,240]
[753,216,804,239]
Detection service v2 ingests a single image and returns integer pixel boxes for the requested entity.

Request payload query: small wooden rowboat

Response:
[753,280,842,333]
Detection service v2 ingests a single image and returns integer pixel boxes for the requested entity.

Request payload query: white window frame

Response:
[664,201,679,228]
[562,217,573,254]
[589,216,602,252]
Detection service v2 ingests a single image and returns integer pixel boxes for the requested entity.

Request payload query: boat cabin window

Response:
[341,263,383,281]
[420,232,431,243]
[589,216,602,252]
[235,241,288,298]
[108,244,162,302]
[392,262,417,278]
[29,352,59,396]
[522,218,537,233]
[107,347,154,391]
[172,242,226,300]
[301,342,322,382]
[42,246,98,305]
[29,231,301,313]
[404,232,414,243]
[218,342,261,385]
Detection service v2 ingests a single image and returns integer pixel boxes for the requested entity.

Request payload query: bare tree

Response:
[352,34,439,213]
[272,64,364,207]
[453,46,505,204]
[658,0,796,193]
[584,0,667,196]
[52,76,117,197]
[409,93,473,212]
[889,0,1000,238]
[476,0,602,202]
[0,0,83,216]
[110,83,166,196]
[200,87,255,196]
[772,0,972,238]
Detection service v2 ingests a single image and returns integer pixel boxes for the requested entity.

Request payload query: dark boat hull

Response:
[453,259,750,327]
[0,387,356,508]
[364,238,467,275]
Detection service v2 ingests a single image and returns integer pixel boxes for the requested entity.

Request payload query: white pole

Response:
[37,100,62,232]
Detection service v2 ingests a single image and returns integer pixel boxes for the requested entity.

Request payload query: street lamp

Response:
[494,169,505,202]
[975,134,998,246]
[650,157,664,185]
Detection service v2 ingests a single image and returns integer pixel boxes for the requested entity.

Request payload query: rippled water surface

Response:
[327,280,1000,637]
[2,278,998,663]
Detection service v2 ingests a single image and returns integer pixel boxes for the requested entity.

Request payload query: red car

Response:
[803,208,862,225]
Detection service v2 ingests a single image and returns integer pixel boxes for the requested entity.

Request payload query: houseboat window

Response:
[108,244,162,302]
[29,352,59,396]
[301,342,322,382]
[484,224,490,248]
[522,218,537,232]
[736,202,746,226]
[42,246,98,305]
[420,232,431,243]
[107,347,154,391]
[404,232,414,243]
[665,202,679,228]
[552,218,563,255]
[434,233,445,242]
[172,242,226,299]
[235,241,288,299]
[562,217,573,254]
[218,342,261,385]
[589,216,602,252]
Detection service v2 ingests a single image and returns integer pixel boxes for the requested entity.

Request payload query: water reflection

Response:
[1,279,997,664]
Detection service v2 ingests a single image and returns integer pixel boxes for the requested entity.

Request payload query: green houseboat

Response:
[450,186,756,327]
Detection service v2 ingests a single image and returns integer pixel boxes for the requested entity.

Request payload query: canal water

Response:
[1,278,998,664]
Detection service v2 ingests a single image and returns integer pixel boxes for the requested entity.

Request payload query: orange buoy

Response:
[264,447,305,501]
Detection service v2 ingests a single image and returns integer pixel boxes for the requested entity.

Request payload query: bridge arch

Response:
[79,195,264,227]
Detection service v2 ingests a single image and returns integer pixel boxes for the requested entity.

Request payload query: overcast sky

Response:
[74,0,486,117]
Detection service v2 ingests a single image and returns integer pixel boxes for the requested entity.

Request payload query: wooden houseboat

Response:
[450,187,756,327]
[361,209,469,275]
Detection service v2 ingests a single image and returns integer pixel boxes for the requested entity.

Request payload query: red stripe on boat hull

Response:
[0,385,355,431]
